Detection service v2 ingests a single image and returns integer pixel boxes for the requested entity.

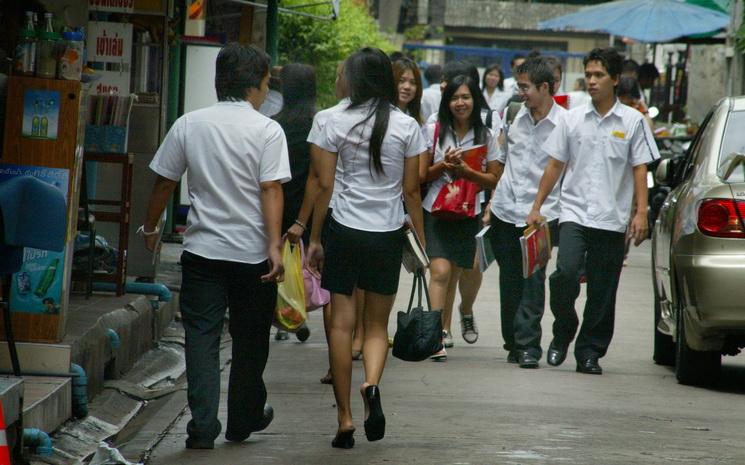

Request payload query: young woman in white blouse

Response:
[393,57,424,125]
[420,74,504,360]
[308,47,427,449]
[482,63,512,115]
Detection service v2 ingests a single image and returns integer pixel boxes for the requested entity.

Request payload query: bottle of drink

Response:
[36,13,59,79]
[13,11,37,76]
[58,29,84,80]
[34,258,60,297]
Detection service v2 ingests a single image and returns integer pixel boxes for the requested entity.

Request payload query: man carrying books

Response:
[526,48,659,375]
[485,57,565,368]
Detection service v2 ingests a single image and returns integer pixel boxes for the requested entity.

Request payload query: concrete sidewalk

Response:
[147,243,745,465]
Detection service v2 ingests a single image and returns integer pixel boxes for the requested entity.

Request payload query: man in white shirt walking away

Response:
[142,43,290,449]
[420,64,443,121]
[526,48,659,375]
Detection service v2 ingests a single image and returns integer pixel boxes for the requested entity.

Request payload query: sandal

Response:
[351,350,363,360]
[320,372,333,385]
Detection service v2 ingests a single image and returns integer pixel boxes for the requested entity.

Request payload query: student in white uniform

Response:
[420,64,443,120]
[308,47,427,449]
[421,74,504,361]
[526,48,659,376]
[422,60,502,356]
[481,63,512,115]
[142,44,290,449]
[485,57,566,368]
[393,57,424,124]
[287,61,358,385]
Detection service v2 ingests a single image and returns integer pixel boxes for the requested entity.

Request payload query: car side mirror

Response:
[655,159,671,186]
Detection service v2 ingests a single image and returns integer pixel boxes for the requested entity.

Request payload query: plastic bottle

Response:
[36,13,59,79]
[13,11,37,76]
[58,29,84,80]
[34,258,59,297]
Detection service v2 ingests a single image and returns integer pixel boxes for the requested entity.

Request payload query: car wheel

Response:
[674,301,721,386]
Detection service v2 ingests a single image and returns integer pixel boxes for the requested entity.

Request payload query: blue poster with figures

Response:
[22,89,60,140]
[0,164,69,314]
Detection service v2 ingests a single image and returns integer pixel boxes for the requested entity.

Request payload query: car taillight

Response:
[698,199,745,238]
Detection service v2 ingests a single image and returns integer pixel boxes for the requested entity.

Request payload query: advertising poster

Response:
[0,164,69,314]
[21,89,60,140]
[86,21,133,96]
[88,0,135,13]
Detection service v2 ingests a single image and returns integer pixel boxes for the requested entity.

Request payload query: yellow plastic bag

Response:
[274,240,307,332]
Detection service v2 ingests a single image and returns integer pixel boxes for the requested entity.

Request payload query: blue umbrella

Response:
[538,0,731,43]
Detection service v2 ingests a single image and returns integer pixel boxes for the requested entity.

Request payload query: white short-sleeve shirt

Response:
[542,99,660,233]
[316,101,427,232]
[149,101,291,264]
[491,102,566,227]
[483,87,513,114]
[307,98,350,210]
[420,84,442,121]
[422,124,502,215]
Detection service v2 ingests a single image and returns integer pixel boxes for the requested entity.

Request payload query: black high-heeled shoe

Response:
[363,385,385,442]
[331,429,355,449]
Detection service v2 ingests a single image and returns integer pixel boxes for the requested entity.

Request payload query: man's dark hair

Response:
[424,64,442,85]
[515,57,556,96]
[622,59,640,75]
[389,51,405,62]
[638,62,660,80]
[510,54,526,68]
[617,76,642,100]
[583,47,623,80]
[527,50,541,59]
[215,43,270,101]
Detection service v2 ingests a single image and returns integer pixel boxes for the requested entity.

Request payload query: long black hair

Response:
[344,47,396,175]
[273,63,317,127]
[437,75,487,149]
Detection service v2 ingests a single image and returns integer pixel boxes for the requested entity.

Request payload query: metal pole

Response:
[266,0,279,65]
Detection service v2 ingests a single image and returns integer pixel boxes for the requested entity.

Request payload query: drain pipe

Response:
[92,282,172,302]
[70,363,88,418]
[23,428,52,455]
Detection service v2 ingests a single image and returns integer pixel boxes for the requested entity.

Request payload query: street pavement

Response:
[147,242,745,465]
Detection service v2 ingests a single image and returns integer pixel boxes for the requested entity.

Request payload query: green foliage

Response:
[278,0,396,108]
[404,24,428,41]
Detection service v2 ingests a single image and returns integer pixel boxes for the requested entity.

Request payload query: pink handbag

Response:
[300,242,330,311]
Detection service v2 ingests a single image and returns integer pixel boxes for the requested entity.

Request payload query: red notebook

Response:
[519,223,552,278]
[460,144,487,170]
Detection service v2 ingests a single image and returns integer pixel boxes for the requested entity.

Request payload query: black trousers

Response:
[180,251,277,441]
[548,222,625,361]
[490,218,558,357]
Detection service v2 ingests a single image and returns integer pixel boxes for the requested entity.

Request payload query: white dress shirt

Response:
[491,102,566,227]
[150,101,291,263]
[307,98,351,209]
[542,99,660,233]
[422,124,502,215]
[316,102,427,232]
[420,84,442,121]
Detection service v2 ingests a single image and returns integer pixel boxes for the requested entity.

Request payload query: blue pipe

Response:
[92,282,172,302]
[70,363,88,418]
[107,328,121,350]
[23,428,52,455]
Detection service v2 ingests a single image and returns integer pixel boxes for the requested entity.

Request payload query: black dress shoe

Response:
[546,341,568,367]
[332,429,355,449]
[185,436,214,449]
[225,404,274,442]
[517,351,539,369]
[363,385,385,442]
[507,350,519,364]
[576,357,603,375]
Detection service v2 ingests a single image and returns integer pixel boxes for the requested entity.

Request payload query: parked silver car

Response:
[652,96,745,386]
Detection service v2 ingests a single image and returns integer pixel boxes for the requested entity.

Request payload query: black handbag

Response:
[392,269,443,362]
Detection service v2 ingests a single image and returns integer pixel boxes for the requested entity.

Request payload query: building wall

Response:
[687,44,727,125]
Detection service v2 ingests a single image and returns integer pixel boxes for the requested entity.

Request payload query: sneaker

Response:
[274,329,289,341]
[442,330,454,348]
[460,313,479,344]
[430,347,447,362]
